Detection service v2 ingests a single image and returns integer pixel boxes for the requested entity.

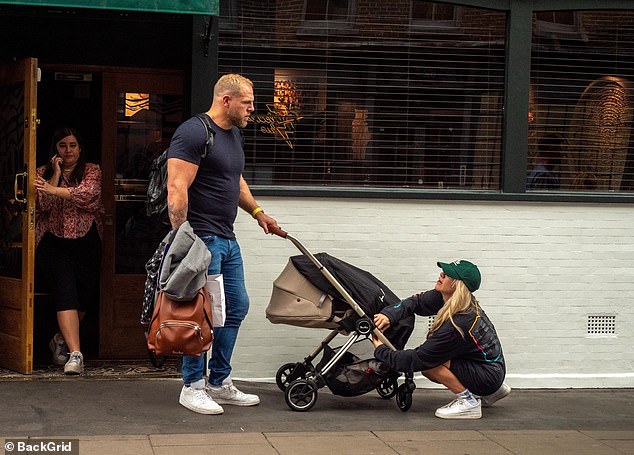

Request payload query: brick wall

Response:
[244,1,506,46]
[237,2,633,48]
[229,197,634,388]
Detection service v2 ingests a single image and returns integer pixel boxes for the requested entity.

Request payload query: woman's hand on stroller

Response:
[374,313,391,332]
[371,334,382,348]
[372,314,391,348]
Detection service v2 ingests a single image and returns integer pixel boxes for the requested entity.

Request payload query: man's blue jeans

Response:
[181,235,249,386]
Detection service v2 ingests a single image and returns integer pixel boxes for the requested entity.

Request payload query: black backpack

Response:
[146,114,215,217]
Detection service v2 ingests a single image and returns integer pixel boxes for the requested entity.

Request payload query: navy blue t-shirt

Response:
[167,115,244,239]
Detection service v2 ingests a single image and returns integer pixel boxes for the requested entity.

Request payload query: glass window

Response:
[412,1,457,24]
[534,10,585,40]
[304,0,351,21]
[535,11,575,26]
[219,0,238,30]
[0,82,24,278]
[114,93,183,274]
[220,1,505,190]
[530,10,634,192]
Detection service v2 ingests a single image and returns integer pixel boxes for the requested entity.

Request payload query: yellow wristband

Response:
[251,206,263,218]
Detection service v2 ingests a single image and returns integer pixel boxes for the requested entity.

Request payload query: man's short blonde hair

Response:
[214,74,253,98]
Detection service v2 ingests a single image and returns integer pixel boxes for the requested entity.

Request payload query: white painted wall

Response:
[230,197,634,389]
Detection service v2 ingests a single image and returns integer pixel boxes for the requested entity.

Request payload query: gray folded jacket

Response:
[158,221,211,301]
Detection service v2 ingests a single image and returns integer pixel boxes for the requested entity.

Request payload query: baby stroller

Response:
[267,228,417,412]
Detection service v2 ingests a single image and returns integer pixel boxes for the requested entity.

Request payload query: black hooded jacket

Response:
[374,289,505,391]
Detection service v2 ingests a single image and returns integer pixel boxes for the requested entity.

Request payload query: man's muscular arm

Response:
[167,158,199,230]
[238,175,280,234]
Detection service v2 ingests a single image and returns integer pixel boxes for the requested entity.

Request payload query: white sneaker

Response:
[206,382,260,406]
[435,398,482,419]
[49,333,70,366]
[480,383,511,408]
[63,351,84,375]
[179,386,224,415]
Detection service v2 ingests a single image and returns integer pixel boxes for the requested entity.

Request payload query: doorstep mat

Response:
[0,358,181,381]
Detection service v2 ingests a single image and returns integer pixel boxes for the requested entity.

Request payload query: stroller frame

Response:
[271,227,416,412]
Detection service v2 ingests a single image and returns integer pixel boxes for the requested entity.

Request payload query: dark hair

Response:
[43,127,86,185]
[536,133,565,165]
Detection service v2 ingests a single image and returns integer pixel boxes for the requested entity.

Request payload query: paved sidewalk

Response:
[3,430,633,455]
[1,379,633,454]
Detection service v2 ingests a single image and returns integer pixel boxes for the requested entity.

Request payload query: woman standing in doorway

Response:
[34,127,103,375]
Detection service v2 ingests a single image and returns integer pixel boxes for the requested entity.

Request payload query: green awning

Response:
[0,0,218,15]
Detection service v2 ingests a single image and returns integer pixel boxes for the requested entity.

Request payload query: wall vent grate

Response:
[587,315,616,335]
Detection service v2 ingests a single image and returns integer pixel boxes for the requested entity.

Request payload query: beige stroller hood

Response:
[266,259,347,329]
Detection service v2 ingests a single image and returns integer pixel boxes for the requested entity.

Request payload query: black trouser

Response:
[36,223,101,313]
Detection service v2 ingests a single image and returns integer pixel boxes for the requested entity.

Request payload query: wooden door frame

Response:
[0,57,38,374]
[100,68,183,358]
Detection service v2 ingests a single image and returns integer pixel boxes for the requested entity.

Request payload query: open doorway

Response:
[30,64,185,368]
[33,67,104,365]
[37,69,102,166]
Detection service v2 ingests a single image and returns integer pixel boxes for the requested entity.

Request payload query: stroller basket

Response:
[317,341,398,397]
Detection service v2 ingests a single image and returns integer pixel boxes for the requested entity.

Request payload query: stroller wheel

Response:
[376,376,398,399]
[396,383,413,412]
[276,362,305,391]
[285,379,318,412]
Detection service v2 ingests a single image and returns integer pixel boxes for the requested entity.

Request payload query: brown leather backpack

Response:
[147,288,213,356]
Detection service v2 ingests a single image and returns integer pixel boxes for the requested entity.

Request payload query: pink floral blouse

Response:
[35,162,104,247]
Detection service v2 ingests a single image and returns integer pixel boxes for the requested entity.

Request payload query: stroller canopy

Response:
[290,253,414,349]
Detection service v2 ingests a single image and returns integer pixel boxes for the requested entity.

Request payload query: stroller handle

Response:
[272,227,397,351]
[269,226,288,238]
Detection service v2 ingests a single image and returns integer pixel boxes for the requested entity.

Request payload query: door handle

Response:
[14,171,27,204]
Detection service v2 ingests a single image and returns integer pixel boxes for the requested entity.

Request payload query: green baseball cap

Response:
[437,260,481,292]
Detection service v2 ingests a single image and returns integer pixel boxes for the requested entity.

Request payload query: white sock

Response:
[189,378,206,390]
[457,389,478,405]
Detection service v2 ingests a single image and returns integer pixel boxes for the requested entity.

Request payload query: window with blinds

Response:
[218,2,634,194]
[218,0,506,189]
[530,10,634,192]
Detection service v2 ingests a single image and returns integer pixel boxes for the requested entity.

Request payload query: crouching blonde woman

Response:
[372,260,510,419]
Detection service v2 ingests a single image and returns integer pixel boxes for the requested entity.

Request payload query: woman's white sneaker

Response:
[435,398,482,419]
[49,333,70,366]
[179,386,224,415]
[480,383,511,408]
[63,351,84,375]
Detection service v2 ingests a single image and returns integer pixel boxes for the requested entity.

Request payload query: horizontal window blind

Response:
[218,1,506,189]
[530,10,634,193]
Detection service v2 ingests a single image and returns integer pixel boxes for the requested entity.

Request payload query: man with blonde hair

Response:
[167,73,280,414]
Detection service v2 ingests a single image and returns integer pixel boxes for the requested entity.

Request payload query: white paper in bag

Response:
[205,274,226,327]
